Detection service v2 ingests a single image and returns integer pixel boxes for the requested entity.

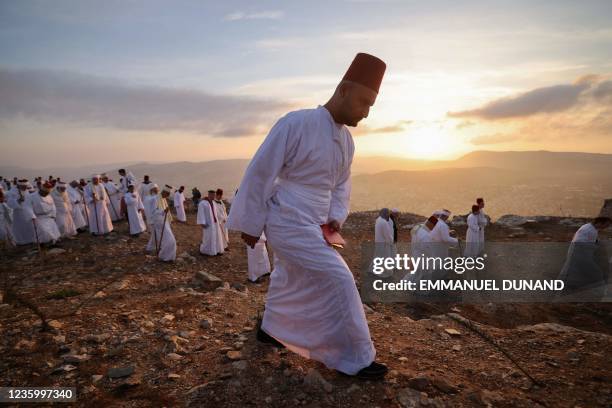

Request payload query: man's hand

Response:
[241,232,259,249]
[328,220,341,232]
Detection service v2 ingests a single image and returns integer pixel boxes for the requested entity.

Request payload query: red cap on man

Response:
[342,53,387,93]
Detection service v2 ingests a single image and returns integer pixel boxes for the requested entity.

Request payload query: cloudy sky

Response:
[1,0,611,168]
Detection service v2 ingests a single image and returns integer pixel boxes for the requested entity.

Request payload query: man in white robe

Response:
[465,205,481,257]
[67,181,88,231]
[124,184,147,236]
[29,182,61,245]
[215,188,229,249]
[102,175,122,222]
[7,180,36,245]
[431,209,458,258]
[197,190,225,256]
[227,53,388,379]
[138,175,154,200]
[476,197,487,254]
[84,175,114,235]
[51,182,77,238]
[144,186,176,261]
[375,208,394,244]
[173,186,187,223]
[0,189,14,246]
[144,184,159,250]
[118,169,137,194]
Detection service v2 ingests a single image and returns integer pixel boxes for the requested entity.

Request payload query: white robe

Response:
[247,232,271,282]
[144,196,176,261]
[67,186,88,230]
[138,182,154,201]
[84,183,113,235]
[124,192,147,235]
[0,202,14,244]
[465,213,481,257]
[30,192,61,244]
[571,223,598,243]
[7,190,36,245]
[173,191,187,222]
[226,106,374,375]
[104,182,122,221]
[375,216,394,244]
[430,218,458,258]
[478,208,487,253]
[197,199,225,255]
[51,191,77,238]
[119,172,137,194]
[214,199,229,248]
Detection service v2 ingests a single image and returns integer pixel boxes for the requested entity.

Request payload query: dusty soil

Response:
[1,210,611,407]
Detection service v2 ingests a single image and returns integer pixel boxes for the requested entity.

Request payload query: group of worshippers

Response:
[373,198,488,260]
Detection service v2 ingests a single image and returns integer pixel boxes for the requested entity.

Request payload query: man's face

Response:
[478,201,485,209]
[208,192,215,200]
[128,186,134,193]
[92,178,99,185]
[179,187,184,193]
[339,82,378,127]
[216,193,222,200]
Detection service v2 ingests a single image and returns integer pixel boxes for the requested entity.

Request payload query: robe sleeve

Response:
[226,116,295,237]
[124,193,135,207]
[196,201,208,226]
[328,132,354,226]
[468,215,480,233]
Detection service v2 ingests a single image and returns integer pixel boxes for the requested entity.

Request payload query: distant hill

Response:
[2,151,611,218]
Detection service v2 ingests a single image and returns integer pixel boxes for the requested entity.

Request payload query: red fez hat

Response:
[342,52,387,93]
[427,216,439,226]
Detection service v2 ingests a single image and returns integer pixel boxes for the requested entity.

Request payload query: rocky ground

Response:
[1,210,611,407]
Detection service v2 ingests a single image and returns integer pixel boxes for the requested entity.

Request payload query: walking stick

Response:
[153,226,159,255]
[32,218,41,253]
[92,189,101,235]
[103,185,120,221]
[157,208,169,257]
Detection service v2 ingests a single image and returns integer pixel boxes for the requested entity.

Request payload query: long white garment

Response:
[430,219,458,258]
[173,191,187,222]
[7,190,36,245]
[374,216,393,243]
[0,202,14,244]
[571,223,598,243]
[29,192,61,244]
[197,199,224,255]
[124,192,147,235]
[138,182,154,201]
[144,196,176,261]
[84,183,113,235]
[465,213,481,257]
[104,182,122,221]
[119,172,137,194]
[247,231,271,282]
[67,186,88,230]
[214,199,229,248]
[51,190,77,238]
[478,209,487,253]
[227,106,374,375]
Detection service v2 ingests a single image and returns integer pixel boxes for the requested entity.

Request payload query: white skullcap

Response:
[391,208,399,213]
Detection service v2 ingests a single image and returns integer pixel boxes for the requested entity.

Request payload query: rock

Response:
[397,387,423,408]
[167,353,183,361]
[230,282,247,292]
[517,323,575,333]
[431,376,458,394]
[93,291,106,298]
[168,373,181,380]
[232,360,248,371]
[233,342,244,350]
[303,368,333,393]
[47,320,63,329]
[47,248,67,255]
[200,318,212,329]
[226,351,242,361]
[407,376,430,391]
[444,328,461,337]
[107,366,134,379]
[53,335,66,344]
[265,396,272,403]
[92,374,103,383]
[398,357,409,362]
[14,339,36,350]
[162,314,175,323]
[52,364,77,374]
[450,215,467,227]
[346,384,361,394]
[452,345,462,352]
[363,304,374,314]
[62,354,90,364]
[85,333,111,343]
[495,214,528,227]
[193,271,223,291]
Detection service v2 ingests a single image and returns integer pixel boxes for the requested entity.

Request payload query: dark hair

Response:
[216,188,223,195]
[476,198,484,204]
[472,205,480,213]
[593,216,611,225]
[118,169,125,173]
[208,190,216,194]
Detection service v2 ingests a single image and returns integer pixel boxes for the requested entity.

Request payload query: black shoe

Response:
[338,361,388,380]
[256,319,285,348]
